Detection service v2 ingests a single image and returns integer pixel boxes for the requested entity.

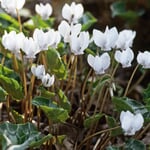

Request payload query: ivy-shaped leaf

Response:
[32,96,69,123]
[80,12,97,31]
[40,106,69,123]
[57,89,71,112]
[0,122,53,150]
[45,48,67,80]
[84,113,104,128]
[125,138,146,150]
[0,75,24,100]
[105,115,122,136]
[32,96,57,108]
[112,97,148,114]
[0,86,7,102]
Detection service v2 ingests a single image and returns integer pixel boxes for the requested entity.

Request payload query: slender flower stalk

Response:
[124,64,139,97]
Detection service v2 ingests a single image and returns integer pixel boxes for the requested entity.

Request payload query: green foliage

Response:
[0,122,53,150]
[0,13,19,31]
[110,1,144,23]
[105,116,122,136]
[32,96,57,108]
[0,86,7,102]
[11,110,24,124]
[45,48,67,80]
[57,89,71,112]
[80,12,97,31]
[32,96,69,123]
[0,64,20,81]
[39,86,55,99]
[31,15,55,29]
[0,75,24,99]
[112,97,148,114]
[40,105,69,123]
[84,113,104,128]
[142,83,150,107]
[125,139,146,150]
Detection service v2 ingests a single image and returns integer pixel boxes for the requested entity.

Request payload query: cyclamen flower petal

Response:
[93,26,118,51]
[0,0,25,15]
[120,111,144,136]
[42,73,55,87]
[114,48,134,68]
[137,51,150,68]
[87,53,110,74]
[22,37,40,58]
[58,20,81,43]
[115,30,136,50]
[62,2,84,23]
[35,3,53,20]
[47,29,61,48]
[2,31,25,54]
[31,65,45,79]
[70,31,89,55]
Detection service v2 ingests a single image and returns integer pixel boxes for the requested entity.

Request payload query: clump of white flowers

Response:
[31,65,54,87]
[0,0,26,15]
[137,51,150,68]
[35,3,53,20]
[58,2,89,55]
[120,111,144,135]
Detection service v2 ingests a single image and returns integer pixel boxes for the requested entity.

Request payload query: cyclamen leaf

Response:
[40,105,69,123]
[32,96,57,108]
[46,48,67,79]
[0,75,24,99]
[80,12,97,31]
[84,113,104,128]
[125,139,146,150]
[0,122,53,150]
[105,116,122,136]
[57,89,71,112]
[112,97,148,114]
[0,86,7,102]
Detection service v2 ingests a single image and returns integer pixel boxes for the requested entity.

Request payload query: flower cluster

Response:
[58,2,90,55]
[31,65,54,87]
[2,29,60,58]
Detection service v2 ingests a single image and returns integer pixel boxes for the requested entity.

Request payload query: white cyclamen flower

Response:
[115,29,136,50]
[47,29,61,48]
[93,26,118,51]
[120,111,144,136]
[22,37,40,58]
[31,65,45,79]
[0,0,25,15]
[42,73,55,87]
[35,3,53,20]
[114,48,134,68]
[87,53,110,74]
[70,31,89,55]
[62,2,84,23]
[137,51,150,68]
[2,31,25,54]
[33,28,49,50]
[58,20,81,43]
